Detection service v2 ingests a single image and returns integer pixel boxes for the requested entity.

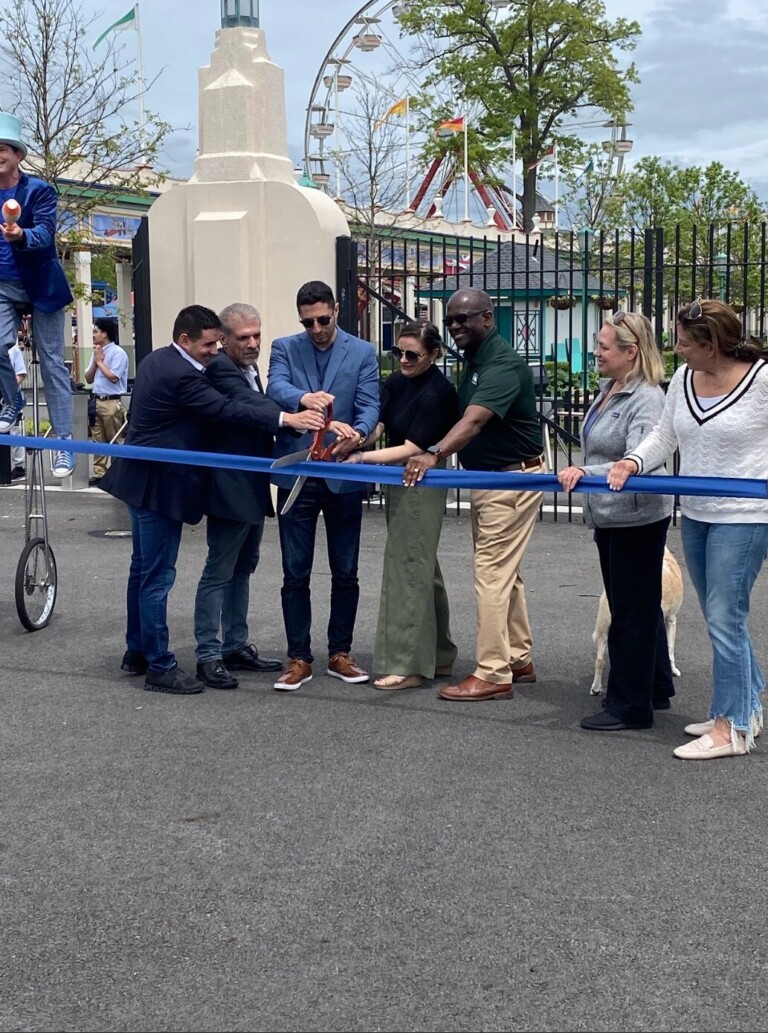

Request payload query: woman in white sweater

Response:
[609,299,768,761]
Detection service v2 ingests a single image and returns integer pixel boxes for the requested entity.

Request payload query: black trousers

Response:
[594,518,674,725]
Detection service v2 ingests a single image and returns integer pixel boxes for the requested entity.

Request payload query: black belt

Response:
[93,394,122,401]
[497,453,545,472]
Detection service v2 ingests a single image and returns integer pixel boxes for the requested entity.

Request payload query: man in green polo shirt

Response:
[403,288,545,701]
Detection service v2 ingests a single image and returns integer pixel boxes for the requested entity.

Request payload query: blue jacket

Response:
[8,173,73,312]
[267,327,380,493]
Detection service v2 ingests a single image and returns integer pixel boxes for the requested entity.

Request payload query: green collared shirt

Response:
[457,329,542,471]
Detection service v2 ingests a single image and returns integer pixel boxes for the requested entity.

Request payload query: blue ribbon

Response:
[3,433,767,500]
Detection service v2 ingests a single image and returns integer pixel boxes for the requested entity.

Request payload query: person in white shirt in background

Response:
[609,298,768,761]
[84,317,128,486]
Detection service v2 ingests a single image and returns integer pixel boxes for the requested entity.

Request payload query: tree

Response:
[0,0,172,253]
[397,0,640,230]
[600,158,767,308]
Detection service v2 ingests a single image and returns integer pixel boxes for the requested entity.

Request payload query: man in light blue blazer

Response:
[267,280,380,692]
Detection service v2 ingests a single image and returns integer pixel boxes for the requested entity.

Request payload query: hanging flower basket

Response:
[549,295,577,311]
[590,295,618,311]
[730,301,745,313]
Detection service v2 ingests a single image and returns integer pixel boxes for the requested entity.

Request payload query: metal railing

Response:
[341,222,767,519]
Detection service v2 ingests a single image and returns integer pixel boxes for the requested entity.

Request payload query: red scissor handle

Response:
[309,401,336,461]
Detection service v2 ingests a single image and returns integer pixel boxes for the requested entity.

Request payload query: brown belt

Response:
[498,453,545,472]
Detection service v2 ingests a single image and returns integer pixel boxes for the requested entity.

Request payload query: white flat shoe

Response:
[673,733,748,761]
[684,713,763,738]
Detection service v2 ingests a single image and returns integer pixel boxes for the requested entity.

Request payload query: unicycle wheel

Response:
[15,537,57,631]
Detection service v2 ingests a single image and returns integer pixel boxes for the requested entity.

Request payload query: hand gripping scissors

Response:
[270,402,336,515]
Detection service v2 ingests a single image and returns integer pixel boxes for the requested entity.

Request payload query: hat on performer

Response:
[0,112,28,160]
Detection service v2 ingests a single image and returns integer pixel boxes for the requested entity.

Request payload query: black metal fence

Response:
[341,222,767,519]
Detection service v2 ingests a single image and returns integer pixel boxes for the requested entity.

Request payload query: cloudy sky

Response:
[76,0,768,196]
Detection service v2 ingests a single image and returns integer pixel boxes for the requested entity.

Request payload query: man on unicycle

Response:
[0,111,75,479]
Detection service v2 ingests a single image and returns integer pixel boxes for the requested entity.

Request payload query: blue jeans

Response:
[0,281,73,437]
[681,517,768,732]
[194,516,264,662]
[126,506,184,671]
[277,480,363,663]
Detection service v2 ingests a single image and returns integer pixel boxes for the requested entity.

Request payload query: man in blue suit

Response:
[268,280,380,691]
[0,111,75,479]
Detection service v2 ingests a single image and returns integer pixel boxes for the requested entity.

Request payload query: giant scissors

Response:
[270,402,337,515]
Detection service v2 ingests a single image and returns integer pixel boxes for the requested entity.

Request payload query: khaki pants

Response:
[92,397,126,479]
[470,463,544,684]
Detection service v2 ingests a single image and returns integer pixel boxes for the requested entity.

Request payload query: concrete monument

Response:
[148,1,350,348]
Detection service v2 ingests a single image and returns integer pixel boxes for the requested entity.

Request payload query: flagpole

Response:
[554,142,559,232]
[511,129,517,229]
[463,114,469,222]
[405,97,411,209]
[135,3,146,154]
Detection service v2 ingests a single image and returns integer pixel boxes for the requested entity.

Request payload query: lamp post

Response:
[714,251,727,302]
[580,226,593,391]
[221,0,259,27]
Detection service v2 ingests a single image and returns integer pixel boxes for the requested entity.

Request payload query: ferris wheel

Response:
[302,1,517,227]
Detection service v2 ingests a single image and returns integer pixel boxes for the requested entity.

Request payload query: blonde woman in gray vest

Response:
[558,310,674,732]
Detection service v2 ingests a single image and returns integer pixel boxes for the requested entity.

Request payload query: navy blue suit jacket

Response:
[9,174,73,312]
[102,345,282,525]
[203,351,281,524]
[267,327,380,493]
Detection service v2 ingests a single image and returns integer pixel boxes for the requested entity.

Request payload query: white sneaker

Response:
[684,713,763,738]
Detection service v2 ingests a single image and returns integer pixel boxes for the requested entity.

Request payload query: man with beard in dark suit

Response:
[101,304,324,696]
[193,302,309,690]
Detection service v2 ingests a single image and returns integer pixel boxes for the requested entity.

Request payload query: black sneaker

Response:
[121,649,149,675]
[10,465,25,480]
[145,666,204,695]
[196,659,238,690]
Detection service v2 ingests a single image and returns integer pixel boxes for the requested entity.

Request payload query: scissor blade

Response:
[271,448,311,470]
[279,475,307,515]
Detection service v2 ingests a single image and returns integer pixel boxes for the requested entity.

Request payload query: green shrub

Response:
[544,361,599,394]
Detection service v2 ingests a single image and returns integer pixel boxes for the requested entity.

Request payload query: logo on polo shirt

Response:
[471,372,479,386]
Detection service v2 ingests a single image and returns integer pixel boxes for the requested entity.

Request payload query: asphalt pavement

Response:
[1,484,767,1033]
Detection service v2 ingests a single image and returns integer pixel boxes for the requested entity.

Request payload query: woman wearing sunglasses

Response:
[344,319,459,690]
[558,310,675,732]
[609,299,768,760]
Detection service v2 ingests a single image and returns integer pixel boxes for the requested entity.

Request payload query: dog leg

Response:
[666,614,681,677]
[591,630,606,695]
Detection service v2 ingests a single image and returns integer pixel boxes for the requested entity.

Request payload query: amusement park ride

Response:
[302,1,633,233]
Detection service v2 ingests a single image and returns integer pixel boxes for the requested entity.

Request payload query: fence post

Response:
[643,227,654,321]
[132,217,152,369]
[336,236,359,335]
[654,226,665,346]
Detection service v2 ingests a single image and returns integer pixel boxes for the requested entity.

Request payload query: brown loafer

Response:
[512,662,536,683]
[438,675,514,701]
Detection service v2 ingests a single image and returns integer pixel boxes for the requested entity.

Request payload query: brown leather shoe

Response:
[438,675,514,701]
[512,662,536,683]
[327,652,369,683]
[274,659,313,692]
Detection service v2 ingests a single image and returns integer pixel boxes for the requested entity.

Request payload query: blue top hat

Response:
[0,112,28,160]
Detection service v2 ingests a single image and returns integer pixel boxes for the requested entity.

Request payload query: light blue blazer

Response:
[267,327,380,493]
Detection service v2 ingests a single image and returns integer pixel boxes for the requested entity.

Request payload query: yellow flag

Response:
[375,98,408,129]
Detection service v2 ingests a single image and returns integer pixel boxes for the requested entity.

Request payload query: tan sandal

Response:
[373,674,424,691]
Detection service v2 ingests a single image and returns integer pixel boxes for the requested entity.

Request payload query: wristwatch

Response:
[427,444,442,458]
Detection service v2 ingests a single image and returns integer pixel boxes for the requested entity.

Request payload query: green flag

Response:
[93,6,137,49]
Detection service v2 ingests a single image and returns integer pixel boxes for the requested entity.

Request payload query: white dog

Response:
[590,546,683,695]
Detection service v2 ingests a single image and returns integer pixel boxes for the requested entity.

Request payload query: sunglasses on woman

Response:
[392,345,428,362]
[612,309,640,343]
[679,299,703,321]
